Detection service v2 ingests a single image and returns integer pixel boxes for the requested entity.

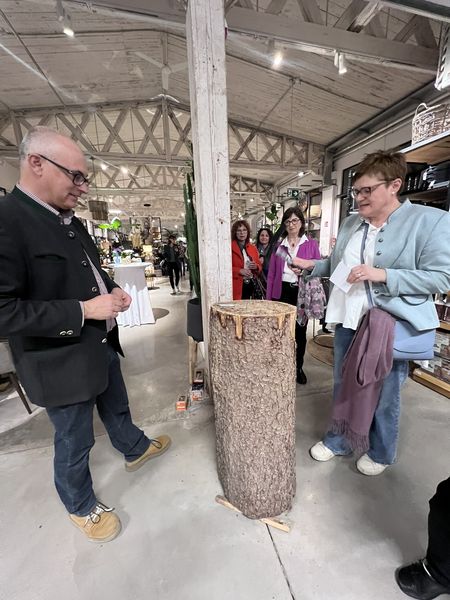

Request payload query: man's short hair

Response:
[19,126,62,163]
[353,150,407,184]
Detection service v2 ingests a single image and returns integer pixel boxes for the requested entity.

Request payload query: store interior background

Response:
[1,1,450,599]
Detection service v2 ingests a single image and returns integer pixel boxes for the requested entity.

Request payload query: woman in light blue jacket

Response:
[293,150,450,476]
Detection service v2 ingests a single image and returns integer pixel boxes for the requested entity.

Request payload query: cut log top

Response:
[211,300,296,340]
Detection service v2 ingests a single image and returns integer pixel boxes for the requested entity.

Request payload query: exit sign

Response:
[287,188,300,198]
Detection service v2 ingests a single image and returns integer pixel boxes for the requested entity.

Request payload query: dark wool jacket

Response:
[0,187,122,408]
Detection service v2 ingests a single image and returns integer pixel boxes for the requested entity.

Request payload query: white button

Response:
[59,331,67,336]
[101,338,107,344]
[67,330,73,335]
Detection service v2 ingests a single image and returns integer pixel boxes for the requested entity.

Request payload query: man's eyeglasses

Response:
[37,154,91,187]
[350,180,390,200]
[284,218,301,226]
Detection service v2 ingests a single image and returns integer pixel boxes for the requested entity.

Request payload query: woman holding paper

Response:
[292,150,450,475]
[266,207,321,384]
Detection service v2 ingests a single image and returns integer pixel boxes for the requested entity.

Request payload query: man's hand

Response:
[111,287,132,311]
[83,293,126,320]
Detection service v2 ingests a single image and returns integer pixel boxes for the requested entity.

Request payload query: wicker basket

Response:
[412,102,450,145]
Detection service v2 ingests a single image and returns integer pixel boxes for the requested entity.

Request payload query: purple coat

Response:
[266,238,321,300]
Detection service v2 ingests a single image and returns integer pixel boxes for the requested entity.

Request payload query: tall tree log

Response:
[210,300,297,519]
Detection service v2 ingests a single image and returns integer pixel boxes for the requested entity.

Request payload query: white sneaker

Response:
[176,287,181,294]
[356,453,388,476]
[309,441,336,462]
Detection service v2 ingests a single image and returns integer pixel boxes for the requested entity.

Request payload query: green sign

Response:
[287,188,300,199]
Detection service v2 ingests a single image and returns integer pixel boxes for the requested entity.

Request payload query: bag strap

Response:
[360,222,374,309]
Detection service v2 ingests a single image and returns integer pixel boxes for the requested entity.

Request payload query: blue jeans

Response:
[323,324,409,465]
[46,345,150,516]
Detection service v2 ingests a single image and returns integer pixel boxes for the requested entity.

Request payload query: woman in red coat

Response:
[231,220,262,300]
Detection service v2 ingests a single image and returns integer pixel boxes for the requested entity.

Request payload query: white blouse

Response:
[281,235,308,283]
[326,222,385,330]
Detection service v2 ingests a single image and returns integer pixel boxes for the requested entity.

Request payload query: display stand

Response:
[210,300,297,520]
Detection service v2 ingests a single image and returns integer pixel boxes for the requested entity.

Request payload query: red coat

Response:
[231,239,262,300]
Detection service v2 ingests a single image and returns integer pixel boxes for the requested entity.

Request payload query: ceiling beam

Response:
[380,0,450,22]
[0,147,303,172]
[266,0,289,15]
[334,0,384,38]
[2,98,320,148]
[70,0,186,23]
[295,0,323,25]
[70,0,450,26]
[225,6,438,71]
[351,1,383,30]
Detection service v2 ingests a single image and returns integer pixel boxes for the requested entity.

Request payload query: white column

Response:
[186,0,232,354]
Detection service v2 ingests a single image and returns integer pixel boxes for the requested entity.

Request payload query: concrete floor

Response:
[1,278,449,600]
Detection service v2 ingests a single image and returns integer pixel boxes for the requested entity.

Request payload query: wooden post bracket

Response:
[215,495,292,533]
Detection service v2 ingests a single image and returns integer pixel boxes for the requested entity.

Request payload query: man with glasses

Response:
[0,126,171,542]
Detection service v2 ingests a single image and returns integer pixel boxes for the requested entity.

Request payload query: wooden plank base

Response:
[215,495,292,533]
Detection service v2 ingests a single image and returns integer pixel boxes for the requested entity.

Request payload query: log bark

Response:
[210,300,297,519]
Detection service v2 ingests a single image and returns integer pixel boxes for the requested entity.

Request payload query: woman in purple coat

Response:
[266,207,321,384]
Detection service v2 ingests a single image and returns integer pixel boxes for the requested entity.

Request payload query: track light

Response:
[334,51,347,75]
[268,39,283,69]
[56,0,74,38]
[273,51,283,68]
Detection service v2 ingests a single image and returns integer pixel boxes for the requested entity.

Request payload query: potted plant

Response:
[265,203,281,231]
[184,170,203,343]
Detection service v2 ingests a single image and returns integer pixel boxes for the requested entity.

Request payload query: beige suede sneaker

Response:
[125,435,172,472]
[69,502,121,543]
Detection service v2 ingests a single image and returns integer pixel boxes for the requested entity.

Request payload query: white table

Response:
[109,263,155,327]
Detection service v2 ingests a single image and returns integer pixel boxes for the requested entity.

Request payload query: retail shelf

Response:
[412,368,450,399]
[401,187,449,201]
[439,320,450,332]
[402,130,450,164]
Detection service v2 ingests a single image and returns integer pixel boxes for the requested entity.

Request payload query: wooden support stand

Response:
[215,495,291,533]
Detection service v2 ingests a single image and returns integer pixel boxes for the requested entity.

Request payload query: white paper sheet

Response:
[330,260,353,293]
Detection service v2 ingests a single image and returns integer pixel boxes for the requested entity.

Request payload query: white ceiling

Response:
[0,0,446,226]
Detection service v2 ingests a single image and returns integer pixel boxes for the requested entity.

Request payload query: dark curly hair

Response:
[231,219,251,243]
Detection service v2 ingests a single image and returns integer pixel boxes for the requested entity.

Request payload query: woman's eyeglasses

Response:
[350,180,390,200]
[284,218,301,226]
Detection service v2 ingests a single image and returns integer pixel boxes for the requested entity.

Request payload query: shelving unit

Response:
[305,188,322,243]
[401,132,450,399]
[412,369,450,399]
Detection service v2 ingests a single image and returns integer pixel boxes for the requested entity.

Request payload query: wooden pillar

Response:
[186,0,232,360]
[210,300,297,519]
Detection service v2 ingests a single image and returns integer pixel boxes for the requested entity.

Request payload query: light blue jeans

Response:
[323,325,409,465]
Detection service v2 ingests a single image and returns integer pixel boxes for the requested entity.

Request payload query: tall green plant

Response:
[183,172,201,298]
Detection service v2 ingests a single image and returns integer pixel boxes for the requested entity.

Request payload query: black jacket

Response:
[0,187,122,408]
